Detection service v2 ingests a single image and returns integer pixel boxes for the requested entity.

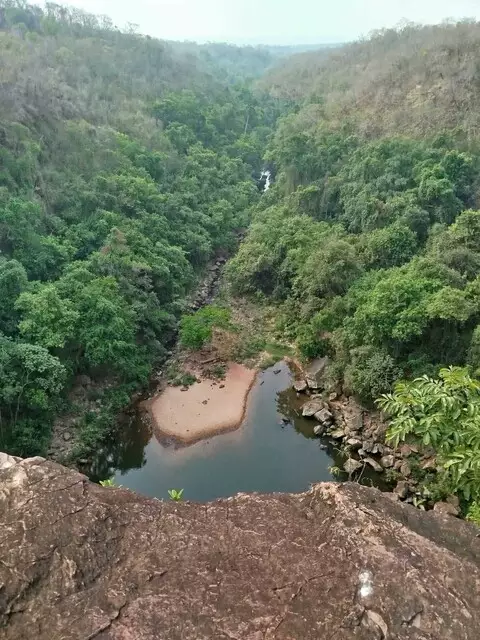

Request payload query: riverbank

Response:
[291,363,458,513]
[109,360,354,501]
[146,363,257,444]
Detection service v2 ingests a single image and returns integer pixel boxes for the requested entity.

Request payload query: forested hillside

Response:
[0,1,288,457]
[228,20,480,406]
[262,21,480,139]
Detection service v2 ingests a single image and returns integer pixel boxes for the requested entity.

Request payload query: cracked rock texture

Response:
[1,454,480,639]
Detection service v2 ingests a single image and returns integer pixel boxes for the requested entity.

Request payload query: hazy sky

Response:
[50,0,480,44]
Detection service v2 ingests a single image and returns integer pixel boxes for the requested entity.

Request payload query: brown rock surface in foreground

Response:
[1,456,480,639]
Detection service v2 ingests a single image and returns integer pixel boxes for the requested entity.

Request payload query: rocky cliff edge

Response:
[1,453,480,639]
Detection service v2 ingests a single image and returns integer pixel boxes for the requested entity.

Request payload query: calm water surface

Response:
[89,361,381,502]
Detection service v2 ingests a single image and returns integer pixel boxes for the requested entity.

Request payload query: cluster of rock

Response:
[293,358,454,513]
[47,374,111,464]
[187,257,226,312]
[1,453,479,639]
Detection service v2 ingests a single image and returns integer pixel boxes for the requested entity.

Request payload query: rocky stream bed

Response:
[294,356,459,515]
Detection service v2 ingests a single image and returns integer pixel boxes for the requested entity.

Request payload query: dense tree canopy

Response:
[262,20,480,142]
[228,124,480,403]
[0,1,288,456]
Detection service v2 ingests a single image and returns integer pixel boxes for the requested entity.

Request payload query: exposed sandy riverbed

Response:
[146,363,257,444]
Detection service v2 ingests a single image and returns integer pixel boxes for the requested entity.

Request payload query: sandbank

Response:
[146,362,257,444]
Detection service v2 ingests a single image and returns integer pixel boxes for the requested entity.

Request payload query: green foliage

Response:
[344,348,402,404]
[16,285,79,350]
[168,488,184,501]
[360,225,417,269]
[378,367,480,501]
[99,478,118,488]
[179,306,232,350]
[294,238,363,300]
[467,326,480,375]
[170,372,198,387]
[228,121,480,403]
[0,335,66,455]
[0,1,286,457]
[346,266,440,346]
[206,364,227,380]
[466,502,480,526]
[0,258,28,334]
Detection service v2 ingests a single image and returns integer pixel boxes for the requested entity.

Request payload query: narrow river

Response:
[87,361,385,502]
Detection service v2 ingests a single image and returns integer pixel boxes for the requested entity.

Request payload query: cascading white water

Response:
[261,170,271,191]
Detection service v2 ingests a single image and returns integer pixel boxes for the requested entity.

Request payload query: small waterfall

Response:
[260,169,271,192]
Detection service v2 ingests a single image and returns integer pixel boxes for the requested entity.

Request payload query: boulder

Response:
[344,458,362,475]
[306,376,322,390]
[434,502,460,518]
[421,457,437,471]
[447,495,460,509]
[305,356,329,389]
[393,480,410,499]
[1,456,480,639]
[313,424,325,436]
[314,408,334,425]
[76,374,93,387]
[361,441,374,454]
[380,455,395,469]
[400,461,412,478]
[343,398,364,432]
[302,399,325,417]
[0,452,21,470]
[63,432,72,442]
[293,380,308,393]
[346,438,362,450]
[364,457,384,473]
[330,428,347,440]
[400,444,417,458]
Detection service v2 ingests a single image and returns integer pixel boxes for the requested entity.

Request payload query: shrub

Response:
[466,502,480,526]
[179,306,232,350]
[343,347,401,403]
[378,367,480,501]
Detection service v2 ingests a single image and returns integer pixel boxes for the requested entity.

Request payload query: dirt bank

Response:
[146,363,257,444]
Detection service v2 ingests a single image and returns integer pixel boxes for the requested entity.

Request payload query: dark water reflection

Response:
[87,361,385,502]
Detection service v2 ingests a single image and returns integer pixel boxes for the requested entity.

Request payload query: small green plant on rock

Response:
[100,477,117,487]
[178,373,198,387]
[412,495,428,510]
[168,488,184,501]
[328,465,342,478]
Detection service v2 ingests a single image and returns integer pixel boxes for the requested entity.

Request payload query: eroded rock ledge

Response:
[1,454,480,639]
